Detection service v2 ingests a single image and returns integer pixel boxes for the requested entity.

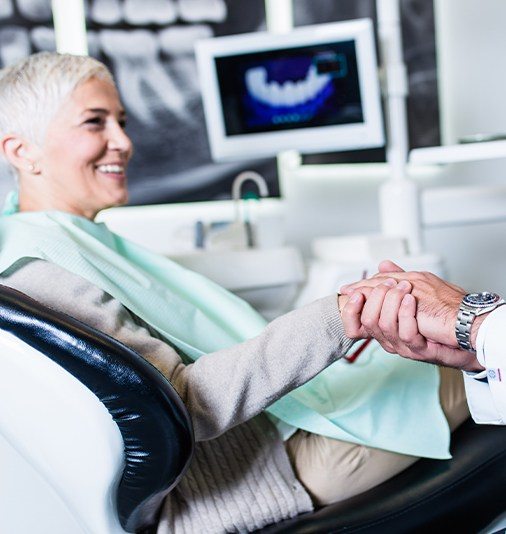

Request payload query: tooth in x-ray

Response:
[123,0,177,25]
[90,0,122,25]
[86,30,101,57]
[0,0,14,19]
[158,26,211,98]
[0,28,30,66]
[31,26,55,52]
[158,24,212,56]
[177,0,227,23]
[17,0,52,21]
[100,29,188,124]
[245,65,332,107]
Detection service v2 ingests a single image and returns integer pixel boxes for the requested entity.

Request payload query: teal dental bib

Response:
[0,210,450,458]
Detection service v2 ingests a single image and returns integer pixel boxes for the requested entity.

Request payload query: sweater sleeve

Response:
[1,259,354,440]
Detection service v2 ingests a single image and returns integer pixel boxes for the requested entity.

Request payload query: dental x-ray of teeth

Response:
[217,41,361,136]
[0,0,439,204]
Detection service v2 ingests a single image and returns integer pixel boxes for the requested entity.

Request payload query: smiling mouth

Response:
[96,164,126,176]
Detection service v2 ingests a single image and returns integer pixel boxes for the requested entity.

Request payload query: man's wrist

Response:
[465,357,486,373]
[469,312,489,352]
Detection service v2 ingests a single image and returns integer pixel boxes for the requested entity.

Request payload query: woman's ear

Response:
[0,134,41,175]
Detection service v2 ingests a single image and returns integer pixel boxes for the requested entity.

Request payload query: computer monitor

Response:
[195,19,384,162]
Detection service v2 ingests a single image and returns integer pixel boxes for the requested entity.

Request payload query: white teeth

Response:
[158,24,212,55]
[30,26,55,52]
[0,27,30,66]
[123,0,177,25]
[99,29,188,123]
[17,0,52,21]
[177,0,227,23]
[97,164,124,174]
[245,64,332,108]
[0,0,13,20]
[86,30,101,58]
[90,0,123,25]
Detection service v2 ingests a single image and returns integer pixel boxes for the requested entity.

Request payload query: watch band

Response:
[455,307,475,352]
[455,292,505,352]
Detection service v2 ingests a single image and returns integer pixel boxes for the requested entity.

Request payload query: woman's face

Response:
[38,77,133,219]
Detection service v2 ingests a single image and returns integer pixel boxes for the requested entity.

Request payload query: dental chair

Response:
[0,284,505,534]
[260,418,506,533]
[0,285,193,534]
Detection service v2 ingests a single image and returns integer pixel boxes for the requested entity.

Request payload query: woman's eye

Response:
[119,119,127,129]
[84,117,104,126]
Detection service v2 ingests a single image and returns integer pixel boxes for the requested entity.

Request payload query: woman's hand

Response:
[338,292,370,339]
[341,276,418,355]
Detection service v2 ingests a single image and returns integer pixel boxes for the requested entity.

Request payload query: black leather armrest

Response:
[260,419,506,533]
[0,285,194,533]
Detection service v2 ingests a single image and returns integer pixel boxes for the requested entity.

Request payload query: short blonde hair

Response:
[0,52,114,145]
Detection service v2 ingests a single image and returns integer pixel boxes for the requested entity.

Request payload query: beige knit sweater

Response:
[2,259,354,533]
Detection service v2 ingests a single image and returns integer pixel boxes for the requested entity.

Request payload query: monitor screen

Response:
[195,19,384,161]
[217,40,363,136]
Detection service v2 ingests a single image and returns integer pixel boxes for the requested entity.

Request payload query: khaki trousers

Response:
[286,367,469,506]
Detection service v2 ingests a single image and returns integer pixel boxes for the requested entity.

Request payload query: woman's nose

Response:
[108,123,133,156]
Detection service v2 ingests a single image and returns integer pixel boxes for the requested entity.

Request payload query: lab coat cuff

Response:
[463,371,504,424]
[475,305,506,367]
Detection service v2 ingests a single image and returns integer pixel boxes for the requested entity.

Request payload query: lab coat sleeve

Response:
[463,305,506,424]
[1,258,354,441]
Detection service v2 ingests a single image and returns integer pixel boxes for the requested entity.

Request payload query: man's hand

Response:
[341,280,485,372]
[340,264,466,348]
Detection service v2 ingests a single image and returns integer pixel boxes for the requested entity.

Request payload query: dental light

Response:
[195,19,384,162]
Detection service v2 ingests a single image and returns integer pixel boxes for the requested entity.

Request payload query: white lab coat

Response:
[463,306,506,424]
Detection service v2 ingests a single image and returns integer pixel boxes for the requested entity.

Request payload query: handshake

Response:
[338,260,491,373]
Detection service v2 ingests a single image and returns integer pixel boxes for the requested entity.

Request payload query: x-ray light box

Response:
[195,19,384,162]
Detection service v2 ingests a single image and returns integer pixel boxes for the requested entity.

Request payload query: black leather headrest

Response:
[0,284,194,533]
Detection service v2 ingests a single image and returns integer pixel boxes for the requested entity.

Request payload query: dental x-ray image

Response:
[0,0,439,204]
[217,41,362,136]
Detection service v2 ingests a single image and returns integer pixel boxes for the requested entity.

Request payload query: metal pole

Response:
[51,0,88,55]
[264,0,295,198]
[376,0,422,254]
[265,0,293,35]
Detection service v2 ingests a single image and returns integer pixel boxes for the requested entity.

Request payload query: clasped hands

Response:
[338,260,485,372]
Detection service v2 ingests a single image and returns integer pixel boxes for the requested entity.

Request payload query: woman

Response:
[0,52,469,533]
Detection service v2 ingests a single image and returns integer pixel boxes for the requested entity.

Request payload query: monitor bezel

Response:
[195,19,384,162]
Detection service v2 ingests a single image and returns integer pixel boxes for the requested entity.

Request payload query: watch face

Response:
[463,292,501,308]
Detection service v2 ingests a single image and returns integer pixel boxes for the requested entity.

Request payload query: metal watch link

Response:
[455,292,505,352]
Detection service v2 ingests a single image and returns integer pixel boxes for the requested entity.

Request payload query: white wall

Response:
[277,0,506,294]
[435,0,506,145]
[278,161,506,294]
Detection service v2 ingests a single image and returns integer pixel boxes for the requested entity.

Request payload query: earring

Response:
[28,163,36,173]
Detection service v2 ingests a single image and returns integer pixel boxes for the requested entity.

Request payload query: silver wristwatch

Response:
[455,292,505,352]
